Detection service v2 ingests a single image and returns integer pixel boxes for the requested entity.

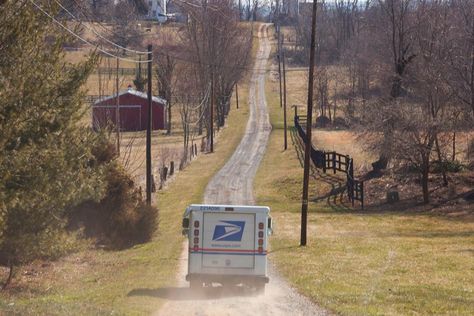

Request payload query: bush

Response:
[69,164,158,249]
[314,115,331,128]
[333,117,349,129]
[432,160,464,173]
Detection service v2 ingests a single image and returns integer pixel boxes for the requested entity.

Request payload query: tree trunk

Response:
[421,165,430,204]
[452,132,456,161]
[167,101,172,135]
[434,136,448,186]
[2,261,14,290]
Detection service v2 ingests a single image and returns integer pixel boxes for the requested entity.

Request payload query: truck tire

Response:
[190,280,202,290]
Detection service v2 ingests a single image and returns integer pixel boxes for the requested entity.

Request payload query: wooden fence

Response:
[294,115,364,208]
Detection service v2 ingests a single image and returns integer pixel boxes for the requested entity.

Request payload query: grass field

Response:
[0,22,261,315]
[254,36,474,315]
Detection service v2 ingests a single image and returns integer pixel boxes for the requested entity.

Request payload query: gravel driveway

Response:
[155,24,328,316]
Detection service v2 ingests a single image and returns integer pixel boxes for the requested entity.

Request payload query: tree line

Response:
[153,0,252,159]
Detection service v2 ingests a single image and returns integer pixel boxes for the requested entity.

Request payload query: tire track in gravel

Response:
[155,24,328,316]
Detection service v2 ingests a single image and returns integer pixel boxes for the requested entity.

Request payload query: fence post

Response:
[360,181,364,209]
[350,158,355,205]
[322,151,327,173]
[347,172,351,200]
[163,166,168,181]
[349,158,354,180]
[194,143,197,156]
[332,152,337,174]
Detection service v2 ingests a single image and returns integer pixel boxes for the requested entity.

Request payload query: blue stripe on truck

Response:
[190,251,267,256]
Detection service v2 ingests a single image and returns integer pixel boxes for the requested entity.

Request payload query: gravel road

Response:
[155,24,327,316]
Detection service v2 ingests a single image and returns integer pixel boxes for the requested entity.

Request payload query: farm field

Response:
[254,32,474,315]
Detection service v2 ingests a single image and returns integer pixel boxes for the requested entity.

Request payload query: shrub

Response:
[314,115,331,128]
[69,164,158,249]
[432,160,464,173]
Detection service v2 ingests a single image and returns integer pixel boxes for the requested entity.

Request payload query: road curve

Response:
[155,24,327,316]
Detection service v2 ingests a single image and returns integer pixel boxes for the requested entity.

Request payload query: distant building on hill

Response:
[146,0,167,22]
[92,87,167,131]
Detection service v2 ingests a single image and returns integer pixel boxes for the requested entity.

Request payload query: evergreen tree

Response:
[0,0,109,286]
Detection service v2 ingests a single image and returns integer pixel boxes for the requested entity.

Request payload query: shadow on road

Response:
[127,285,258,301]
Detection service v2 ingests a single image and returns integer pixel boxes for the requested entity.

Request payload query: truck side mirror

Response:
[267,217,273,235]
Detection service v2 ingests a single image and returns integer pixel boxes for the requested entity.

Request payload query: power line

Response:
[33,1,274,73]
[90,49,267,72]
[30,0,151,64]
[53,0,148,55]
[48,1,263,72]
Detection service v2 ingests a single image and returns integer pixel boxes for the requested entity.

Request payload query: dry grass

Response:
[255,30,474,315]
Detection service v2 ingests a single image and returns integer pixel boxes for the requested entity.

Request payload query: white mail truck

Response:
[182,204,273,293]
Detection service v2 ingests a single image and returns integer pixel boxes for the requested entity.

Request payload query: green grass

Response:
[0,34,258,316]
[255,42,474,315]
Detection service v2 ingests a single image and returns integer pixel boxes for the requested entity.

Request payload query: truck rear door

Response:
[202,212,255,269]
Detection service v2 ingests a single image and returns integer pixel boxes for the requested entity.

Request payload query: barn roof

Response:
[93,88,167,105]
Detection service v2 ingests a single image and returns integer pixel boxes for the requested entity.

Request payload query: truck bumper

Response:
[186,273,269,284]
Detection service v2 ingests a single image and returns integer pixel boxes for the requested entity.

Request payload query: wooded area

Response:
[282,0,474,204]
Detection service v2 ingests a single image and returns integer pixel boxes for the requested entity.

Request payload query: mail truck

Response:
[182,204,272,293]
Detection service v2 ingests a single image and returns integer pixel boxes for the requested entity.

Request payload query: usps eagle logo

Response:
[212,221,245,241]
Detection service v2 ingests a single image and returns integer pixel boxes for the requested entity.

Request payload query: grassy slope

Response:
[255,39,474,315]
[0,24,261,315]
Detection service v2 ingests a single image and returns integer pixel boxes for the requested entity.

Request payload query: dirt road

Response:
[155,24,327,316]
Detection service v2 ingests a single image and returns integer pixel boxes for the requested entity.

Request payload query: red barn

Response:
[92,88,167,131]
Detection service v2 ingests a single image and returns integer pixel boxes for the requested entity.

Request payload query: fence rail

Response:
[294,115,364,208]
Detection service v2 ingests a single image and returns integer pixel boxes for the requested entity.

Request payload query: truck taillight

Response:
[194,221,200,228]
[258,238,263,246]
[193,245,198,251]
[258,222,264,229]
[194,237,199,244]
[258,231,264,238]
[258,246,263,253]
[194,229,199,236]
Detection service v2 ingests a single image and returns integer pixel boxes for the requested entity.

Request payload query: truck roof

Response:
[186,204,270,215]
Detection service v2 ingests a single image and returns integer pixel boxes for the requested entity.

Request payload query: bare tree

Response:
[177,0,252,144]
[154,32,180,135]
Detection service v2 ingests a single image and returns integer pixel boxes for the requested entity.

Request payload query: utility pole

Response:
[283,43,287,150]
[210,68,214,153]
[277,26,283,109]
[235,83,239,109]
[146,45,153,206]
[115,57,120,156]
[301,0,318,247]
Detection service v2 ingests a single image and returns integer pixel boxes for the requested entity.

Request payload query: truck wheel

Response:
[255,283,265,295]
[190,280,202,290]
